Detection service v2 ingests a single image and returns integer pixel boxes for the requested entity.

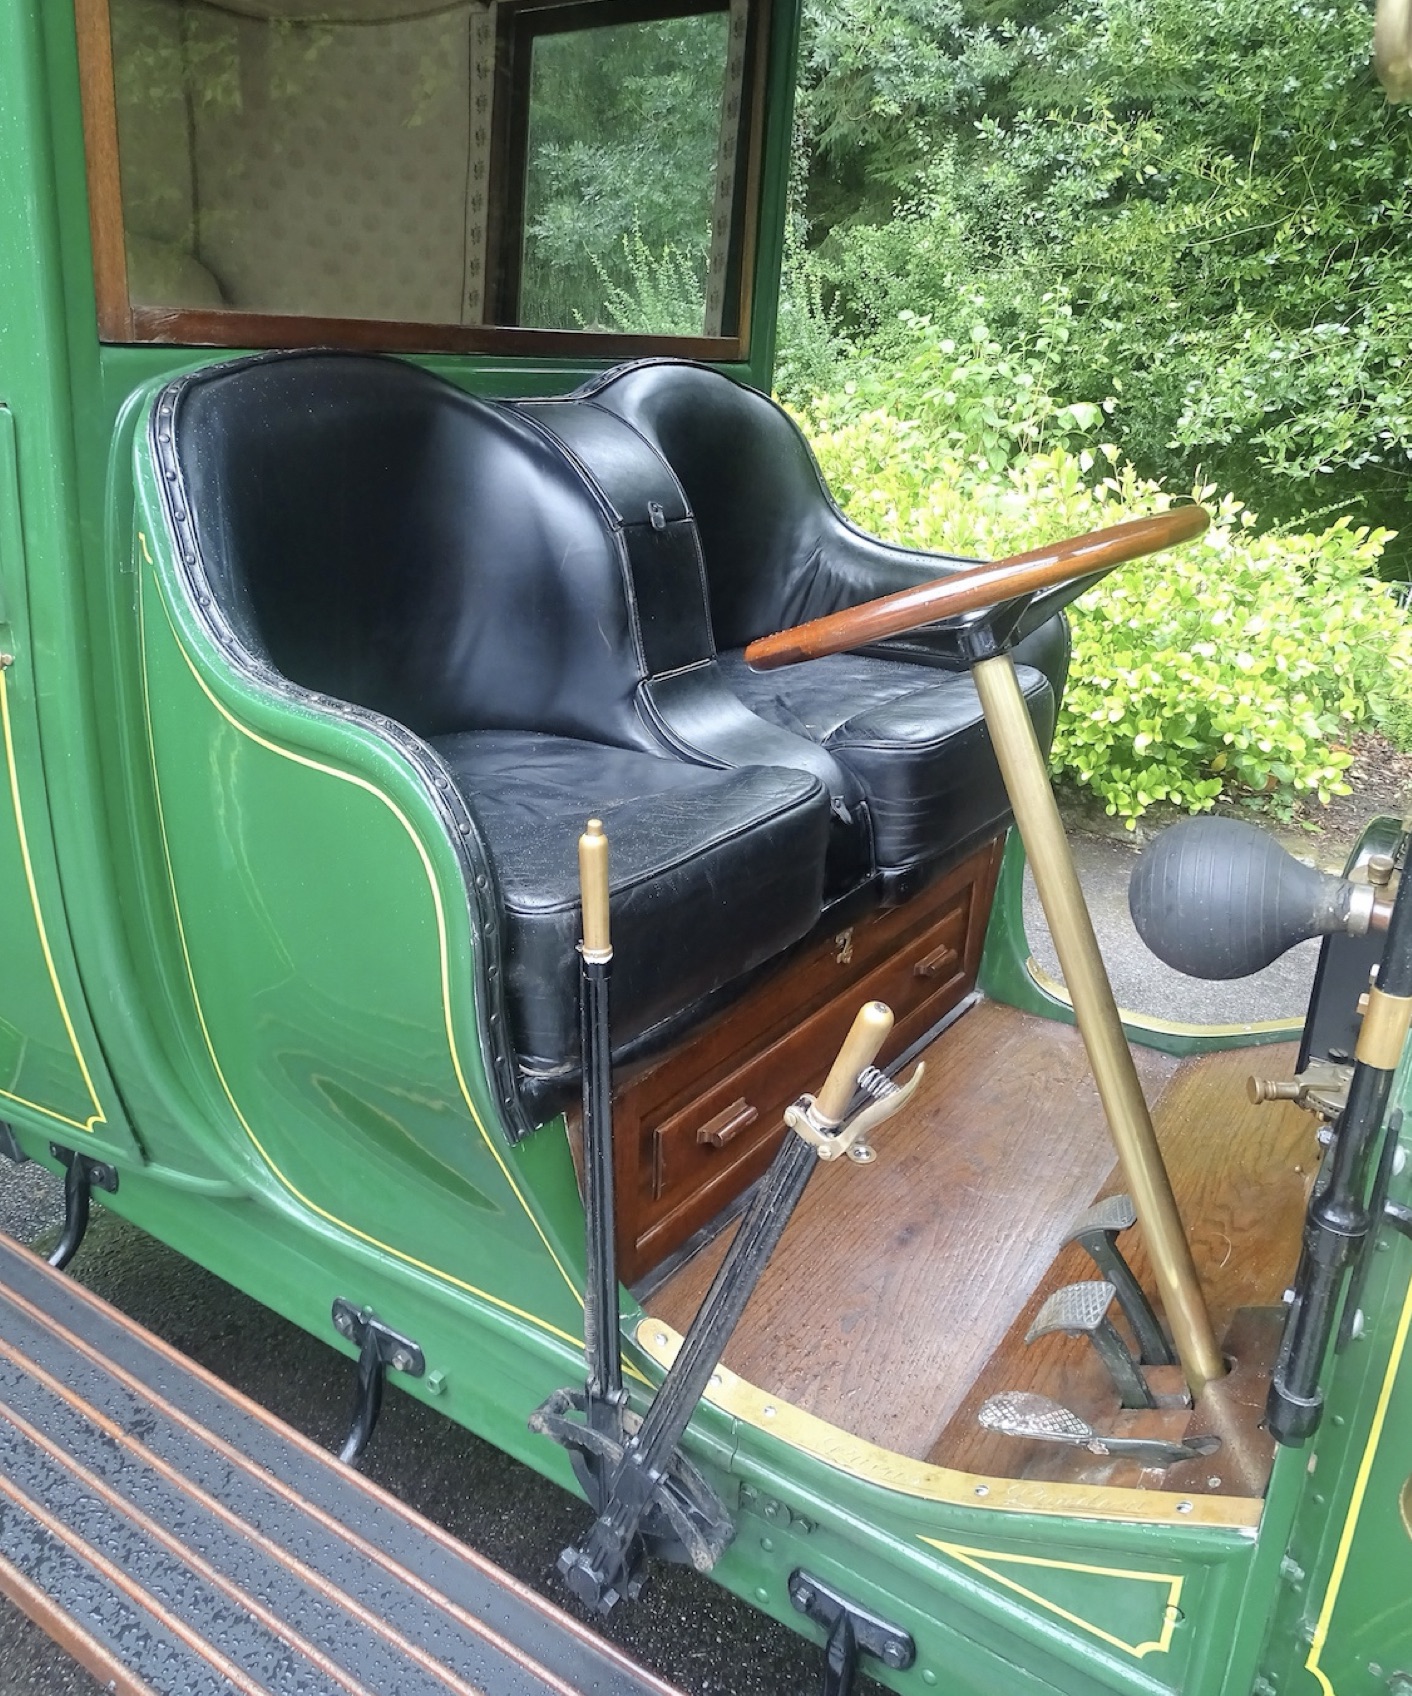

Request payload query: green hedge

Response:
[795,322,1412,825]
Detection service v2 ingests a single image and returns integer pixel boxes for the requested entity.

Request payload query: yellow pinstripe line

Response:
[138,537,607,1359]
[924,1538,1183,1658]
[0,668,106,1133]
[1304,1255,1412,1695]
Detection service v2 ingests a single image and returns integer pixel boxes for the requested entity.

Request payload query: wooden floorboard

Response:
[930,1041,1316,1484]
[646,999,1181,1460]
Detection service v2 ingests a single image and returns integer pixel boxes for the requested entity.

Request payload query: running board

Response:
[0,1231,685,1696]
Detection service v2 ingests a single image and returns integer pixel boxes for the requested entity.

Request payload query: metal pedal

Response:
[1064,1194,1175,1366]
[1027,1281,1156,1409]
[979,1391,1220,1467]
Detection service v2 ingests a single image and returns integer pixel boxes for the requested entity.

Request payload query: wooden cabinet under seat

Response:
[611,839,1003,1285]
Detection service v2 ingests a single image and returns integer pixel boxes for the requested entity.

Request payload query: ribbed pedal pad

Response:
[979,1390,1091,1444]
[1068,1194,1137,1236]
[1026,1280,1156,1409]
[1027,1279,1116,1339]
[978,1390,1220,1467]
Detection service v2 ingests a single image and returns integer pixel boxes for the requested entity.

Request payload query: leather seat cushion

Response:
[431,731,831,1079]
[716,652,1055,875]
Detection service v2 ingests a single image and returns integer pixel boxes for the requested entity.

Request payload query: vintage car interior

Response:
[147,338,1316,1515]
[74,0,1334,1533]
[158,349,1065,1102]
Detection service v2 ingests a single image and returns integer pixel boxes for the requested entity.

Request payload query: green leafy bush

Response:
[795,328,1412,824]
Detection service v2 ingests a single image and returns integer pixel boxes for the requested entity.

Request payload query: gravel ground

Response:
[0,824,1326,1695]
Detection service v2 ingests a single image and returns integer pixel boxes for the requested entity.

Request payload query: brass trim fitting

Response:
[578,818,612,962]
[1356,987,1412,1070]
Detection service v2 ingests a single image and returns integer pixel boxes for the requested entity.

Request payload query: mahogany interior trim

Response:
[127,307,743,361]
[73,0,132,342]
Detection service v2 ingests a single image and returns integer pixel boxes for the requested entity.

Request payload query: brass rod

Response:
[814,1001,893,1126]
[578,819,612,961]
[973,653,1225,1393]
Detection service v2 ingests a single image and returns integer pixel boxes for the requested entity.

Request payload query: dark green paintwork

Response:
[1,2,1409,1691]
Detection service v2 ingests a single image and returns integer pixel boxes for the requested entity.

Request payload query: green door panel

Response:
[0,407,130,1152]
[135,493,587,1350]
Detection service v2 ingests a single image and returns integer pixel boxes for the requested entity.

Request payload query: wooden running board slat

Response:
[0,1232,685,1696]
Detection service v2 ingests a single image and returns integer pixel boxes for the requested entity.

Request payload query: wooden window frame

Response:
[73,0,770,360]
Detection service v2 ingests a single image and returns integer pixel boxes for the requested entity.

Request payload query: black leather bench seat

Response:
[716,650,1054,885]
[156,348,1073,1127]
[431,732,831,1081]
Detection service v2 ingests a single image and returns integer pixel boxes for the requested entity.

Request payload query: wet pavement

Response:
[0,1200,842,1696]
[0,830,1322,1696]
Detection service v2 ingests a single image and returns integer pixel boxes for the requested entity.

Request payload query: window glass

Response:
[109,0,483,324]
[519,11,732,335]
[102,0,747,339]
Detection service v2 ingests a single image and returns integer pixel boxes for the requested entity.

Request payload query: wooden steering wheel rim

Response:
[742,505,1210,671]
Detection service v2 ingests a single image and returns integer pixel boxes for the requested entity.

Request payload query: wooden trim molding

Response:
[129,304,743,361]
[73,0,132,341]
[73,0,767,360]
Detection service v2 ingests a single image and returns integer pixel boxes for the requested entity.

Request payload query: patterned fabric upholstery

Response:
[112,0,489,323]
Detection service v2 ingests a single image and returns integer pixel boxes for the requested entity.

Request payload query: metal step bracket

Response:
[331,1300,425,1465]
[789,1570,915,1696]
[46,1144,119,1271]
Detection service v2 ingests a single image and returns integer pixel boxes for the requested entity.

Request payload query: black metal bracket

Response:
[331,1300,425,1466]
[789,1571,915,1696]
[1384,1199,1412,1242]
[0,1121,27,1165]
[46,1144,118,1271]
[530,1384,733,1605]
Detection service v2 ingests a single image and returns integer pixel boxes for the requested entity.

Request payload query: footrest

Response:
[979,1391,1219,1468]
[0,1231,683,1696]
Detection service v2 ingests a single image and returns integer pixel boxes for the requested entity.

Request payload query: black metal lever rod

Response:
[557,1004,896,1612]
[577,819,626,1443]
[1269,852,1412,1443]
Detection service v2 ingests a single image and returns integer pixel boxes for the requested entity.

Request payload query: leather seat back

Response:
[169,352,686,750]
[578,358,928,648]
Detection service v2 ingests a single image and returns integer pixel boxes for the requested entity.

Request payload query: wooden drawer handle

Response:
[696,1099,759,1149]
[914,942,959,980]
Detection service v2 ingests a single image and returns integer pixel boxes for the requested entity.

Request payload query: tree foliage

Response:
[790,0,1412,560]
[519,12,726,331]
